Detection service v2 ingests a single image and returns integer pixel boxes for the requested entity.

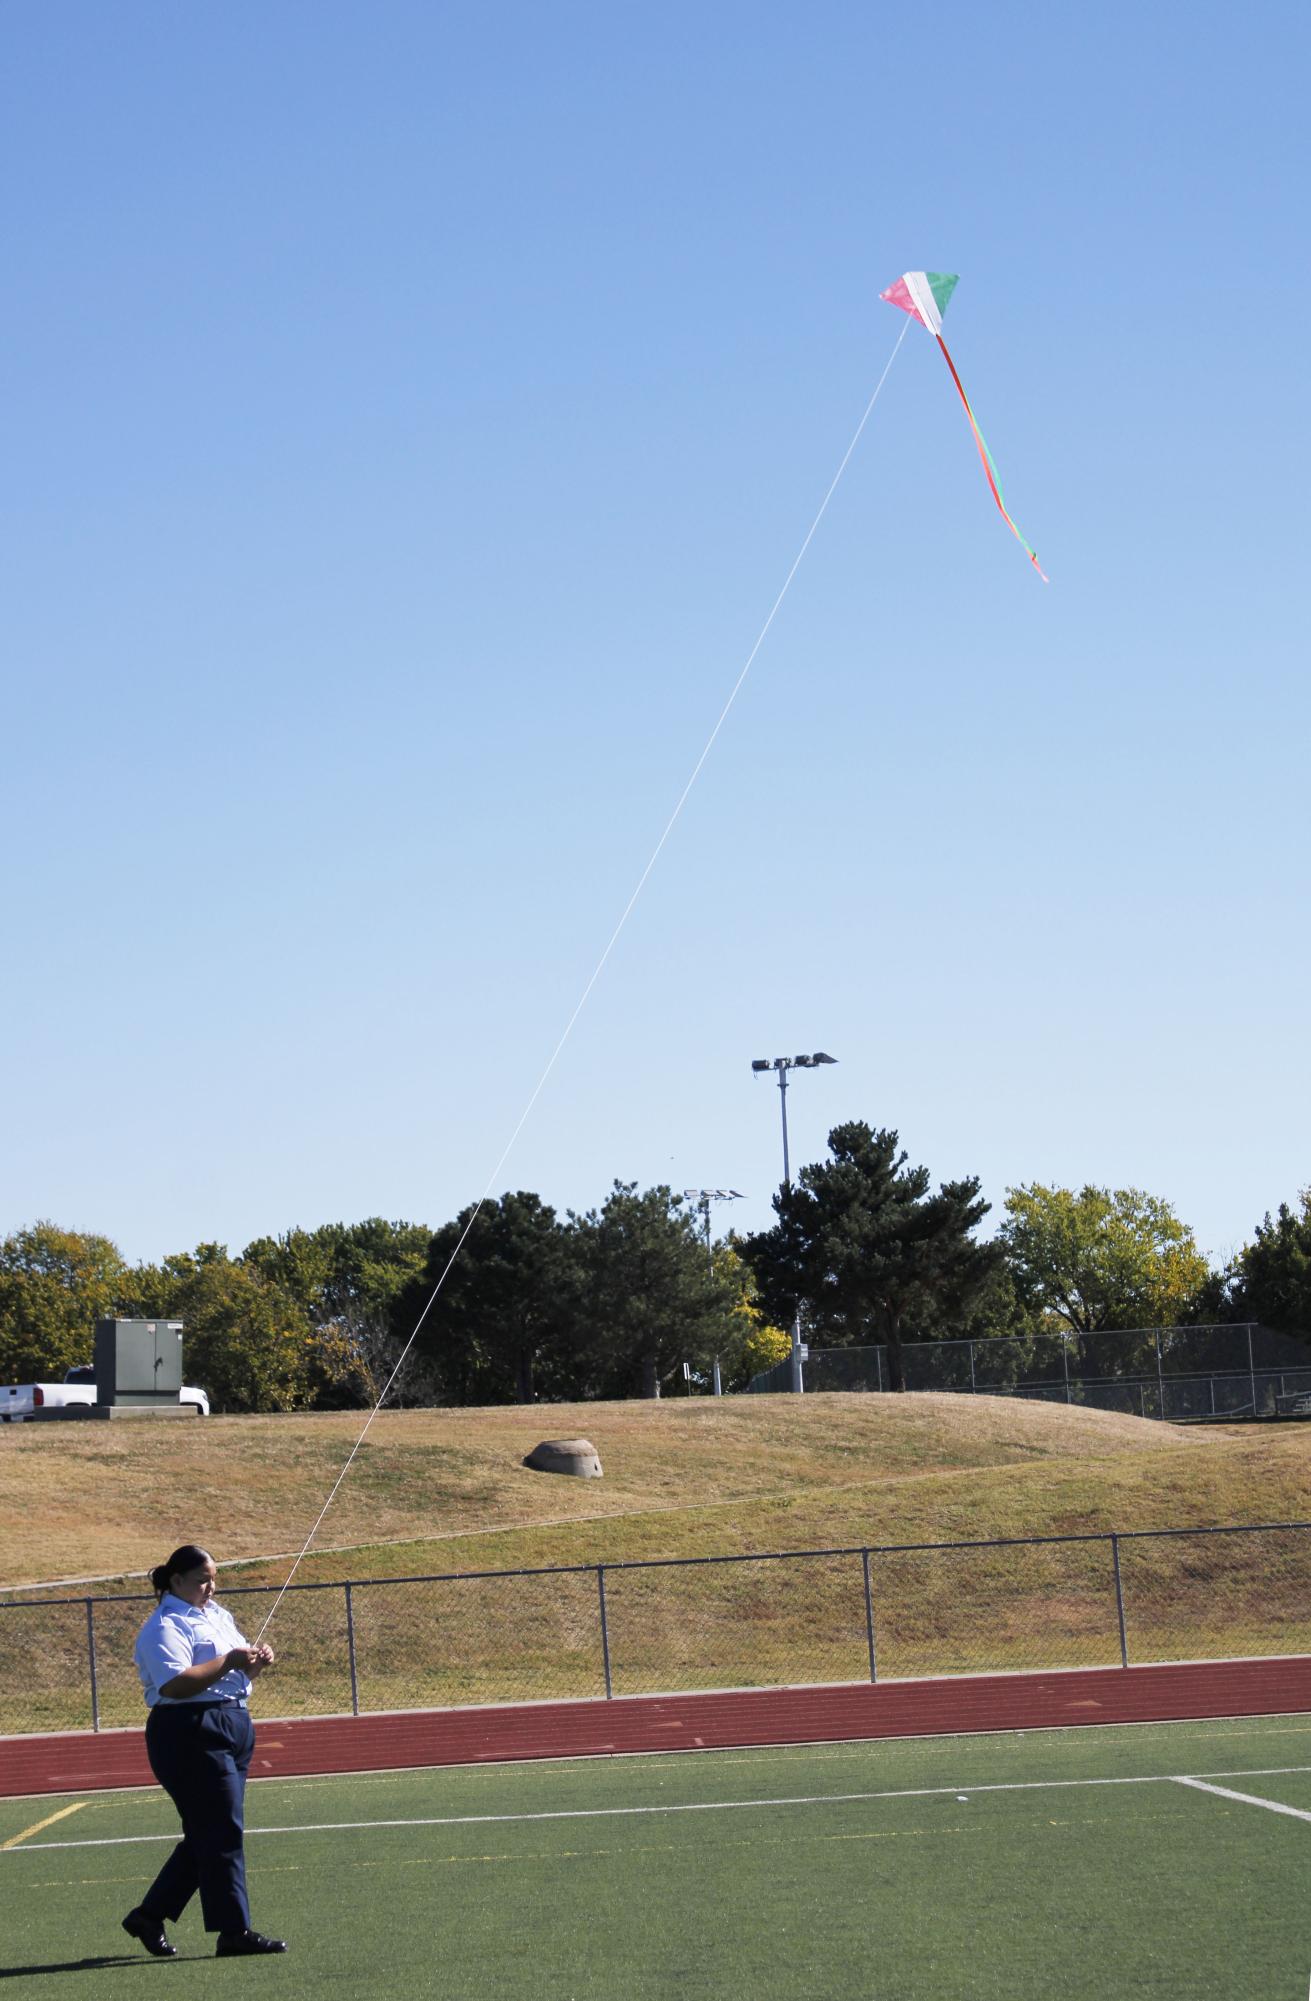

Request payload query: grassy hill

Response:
[2,1393,1307,1594]
[3,1397,1308,1735]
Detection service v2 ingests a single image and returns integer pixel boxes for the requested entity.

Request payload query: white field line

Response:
[1173,1776,1311,1824]
[7,1764,1311,1856]
[9,1717,1311,1807]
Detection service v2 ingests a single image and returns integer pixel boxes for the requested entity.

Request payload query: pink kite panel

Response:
[878,276,923,324]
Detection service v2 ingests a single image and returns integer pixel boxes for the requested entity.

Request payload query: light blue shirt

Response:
[135,1592,254,1708]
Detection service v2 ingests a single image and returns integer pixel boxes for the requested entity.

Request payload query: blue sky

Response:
[3,1,1307,1271]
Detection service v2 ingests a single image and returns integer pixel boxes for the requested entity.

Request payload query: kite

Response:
[880,271,1047,581]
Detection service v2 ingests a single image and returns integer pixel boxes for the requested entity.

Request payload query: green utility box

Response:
[94,1318,185,1406]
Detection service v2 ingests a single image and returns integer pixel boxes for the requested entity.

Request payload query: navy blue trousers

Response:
[140,1703,253,1935]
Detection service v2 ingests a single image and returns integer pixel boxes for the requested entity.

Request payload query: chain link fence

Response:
[747,1323,1311,1420]
[4,1518,1308,1738]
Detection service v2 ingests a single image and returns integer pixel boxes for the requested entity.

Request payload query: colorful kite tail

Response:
[935,335,1048,582]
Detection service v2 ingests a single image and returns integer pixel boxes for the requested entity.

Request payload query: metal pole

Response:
[85,1598,101,1733]
[712,1357,722,1397]
[777,1071,805,1396]
[597,1566,613,1699]
[1247,1322,1257,1415]
[969,1341,976,1394]
[344,1583,360,1717]
[1154,1329,1164,1421]
[861,1549,878,1683]
[1063,1334,1071,1403]
[1110,1535,1129,1668]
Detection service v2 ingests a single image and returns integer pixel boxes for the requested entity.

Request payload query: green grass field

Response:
[4,1715,1310,1998]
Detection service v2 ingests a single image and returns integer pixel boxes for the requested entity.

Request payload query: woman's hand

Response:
[158,1646,264,1700]
[247,1643,275,1678]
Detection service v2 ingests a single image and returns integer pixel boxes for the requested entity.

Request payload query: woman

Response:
[122,1543,287,1959]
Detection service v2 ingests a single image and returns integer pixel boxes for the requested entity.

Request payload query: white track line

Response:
[7,1764,1311,1855]
[1173,1776,1311,1824]
[10,1720,1311,1808]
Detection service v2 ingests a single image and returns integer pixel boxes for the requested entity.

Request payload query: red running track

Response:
[4,1655,1309,1799]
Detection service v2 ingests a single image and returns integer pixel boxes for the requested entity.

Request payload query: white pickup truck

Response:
[1,1366,210,1421]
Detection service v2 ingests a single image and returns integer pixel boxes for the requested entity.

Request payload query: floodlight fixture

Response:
[751,1052,839,1076]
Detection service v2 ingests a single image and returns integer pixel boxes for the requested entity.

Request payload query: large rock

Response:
[523,1437,603,1478]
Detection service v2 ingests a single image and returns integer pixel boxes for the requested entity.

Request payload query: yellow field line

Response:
[2,1801,86,1849]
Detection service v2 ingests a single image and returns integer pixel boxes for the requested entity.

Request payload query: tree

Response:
[244,1218,431,1408]
[714,1241,790,1389]
[396,1192,580,1405]
[244,1219,430,1328]
[0,1222,129,1383]
[736,1315,792,1386]
[740,1123,1000,1392]
[956,1260,1051,1344]
[573,1183,745,1400]
[999,1185,1212,1335]
[124,1245,315,1414]
[1230,1191,1311,1339]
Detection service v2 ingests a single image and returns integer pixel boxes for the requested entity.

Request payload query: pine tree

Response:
[572,1183,744,1400]
[741,1123,999,1391]
[1235,1193,1311,1340]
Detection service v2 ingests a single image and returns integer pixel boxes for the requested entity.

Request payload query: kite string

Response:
[251,318,910,1644]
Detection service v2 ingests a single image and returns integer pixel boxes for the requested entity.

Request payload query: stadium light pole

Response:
[682,1189,744,1396]
[682,1188,746,1275]
[749,1054,838,1393]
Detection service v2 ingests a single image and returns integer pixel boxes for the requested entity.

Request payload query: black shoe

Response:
[122,1909,177,1958]
[215,1929,288,1956]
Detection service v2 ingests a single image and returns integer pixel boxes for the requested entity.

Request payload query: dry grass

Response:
[1,1392,1305,1595]
[2,1397,1307,1736]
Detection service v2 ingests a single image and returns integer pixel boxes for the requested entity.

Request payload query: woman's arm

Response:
[159,1647,260,1700]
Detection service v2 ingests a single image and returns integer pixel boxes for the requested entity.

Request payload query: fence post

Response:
[968,1343,976,1394]
[1110,1536,1129,1668]
[597,1567,613,1699]
[344,1583,360,1717]
[1062,1336,1071,1403]
[1247,1323,1257,1415]
[85,1598,101,1733]
[861,1549,878,1683]
[1154,1331,1165,1420]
